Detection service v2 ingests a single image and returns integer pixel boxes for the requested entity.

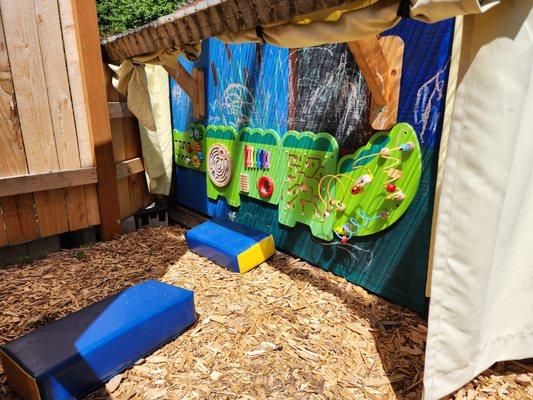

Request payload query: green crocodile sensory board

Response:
[205,125,240,207]
[278,131,339,241]
[235,127,283,205]
[331,123,422,239]
[173,123,206,171]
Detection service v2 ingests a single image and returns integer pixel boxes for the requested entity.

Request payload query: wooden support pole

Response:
[348,35,404,130]
[164,64,205,120]
[348,36,390,106]
[71,0,122,240]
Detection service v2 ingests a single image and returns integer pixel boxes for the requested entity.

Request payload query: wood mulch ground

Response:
[0,226,531,399]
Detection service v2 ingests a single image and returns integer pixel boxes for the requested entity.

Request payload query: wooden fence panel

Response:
[0,0,149,247]
[0,0,103,246]
[35,0,90,232]
[0,6,40,244]
[1,0,69,237]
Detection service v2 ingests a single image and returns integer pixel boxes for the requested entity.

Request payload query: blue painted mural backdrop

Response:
[171,18,454,313]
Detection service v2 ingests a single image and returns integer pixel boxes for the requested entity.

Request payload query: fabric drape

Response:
[109,44,200,131]
[137,65,173,195]
[108,44,199,194]
[218,0,499,48]
[425,1,533,399]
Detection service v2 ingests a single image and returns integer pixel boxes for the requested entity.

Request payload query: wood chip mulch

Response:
[0,226,531,399]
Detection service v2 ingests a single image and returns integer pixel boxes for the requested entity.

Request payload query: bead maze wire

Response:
[317,142,415,241]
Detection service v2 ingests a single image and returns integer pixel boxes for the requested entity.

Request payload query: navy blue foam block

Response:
[0,280,195,400]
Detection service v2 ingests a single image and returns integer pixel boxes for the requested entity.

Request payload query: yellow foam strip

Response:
[237,236,275,274]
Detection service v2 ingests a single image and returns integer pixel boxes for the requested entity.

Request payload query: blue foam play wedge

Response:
[0,280,195,400]
[186,217,275,273]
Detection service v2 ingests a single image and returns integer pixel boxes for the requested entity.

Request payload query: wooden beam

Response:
[348,35,404,130]
[101,0,349,63]
[108,101,134,119]
[164,65,205,120]
[71,0,122,240]
[348,36,389,106]
[115,158,144,180]
[0,168,98,198]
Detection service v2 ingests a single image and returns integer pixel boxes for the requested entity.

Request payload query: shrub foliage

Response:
[97,0,189,36]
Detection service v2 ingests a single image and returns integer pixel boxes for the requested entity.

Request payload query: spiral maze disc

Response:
[208,144,232,187]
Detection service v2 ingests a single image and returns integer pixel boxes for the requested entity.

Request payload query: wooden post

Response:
[348,35,404,130]
[164,64,205,120]
[70,0,121,240]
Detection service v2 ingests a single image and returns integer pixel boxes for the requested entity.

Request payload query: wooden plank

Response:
[1,194,39,243]
[109,117,131,220]
[0,7,39,245]
[58,0,100,228]
[34,0,90,232]
[69,0,122,240]
[0,168,98,197]
[108,101,134,119]
[116,158,144,180]
[0,0,69,238]
[123,117,143,216]
[58,0,93,167]
[0,211,7,247]
[82,184,101,226]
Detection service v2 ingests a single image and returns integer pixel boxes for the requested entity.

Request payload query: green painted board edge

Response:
[278,131,339,241]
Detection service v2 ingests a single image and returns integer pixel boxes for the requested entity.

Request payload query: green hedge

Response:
[97,0,189,36]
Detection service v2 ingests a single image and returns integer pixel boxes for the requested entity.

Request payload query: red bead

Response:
[341,236,348,244]
[386,183,396,193]
[351,186,361,195]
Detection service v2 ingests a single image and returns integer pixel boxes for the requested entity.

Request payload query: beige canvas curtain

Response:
[425,1,533,399]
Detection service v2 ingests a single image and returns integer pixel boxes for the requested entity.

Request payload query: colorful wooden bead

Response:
[401,142,415,152]
[386,183,397,193]
[380,147,391,157]
[351,186,361,195]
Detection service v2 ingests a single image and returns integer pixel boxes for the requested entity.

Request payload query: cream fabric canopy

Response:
[425,1,533,399]
[218,0,499,47]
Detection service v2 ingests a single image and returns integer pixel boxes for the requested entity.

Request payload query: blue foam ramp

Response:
[186,217,275,273]
[0,280,195,400]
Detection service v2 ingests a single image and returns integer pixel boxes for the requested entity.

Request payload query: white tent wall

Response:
[424,1,533,398]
